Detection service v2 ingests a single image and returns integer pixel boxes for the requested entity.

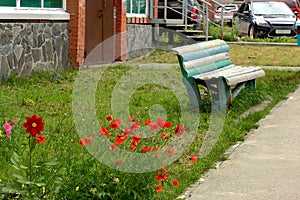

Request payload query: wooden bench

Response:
[172,39,266,110]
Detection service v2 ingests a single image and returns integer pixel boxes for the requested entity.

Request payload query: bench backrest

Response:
[172,39,231,78]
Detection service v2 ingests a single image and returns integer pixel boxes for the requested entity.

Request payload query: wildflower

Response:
[114,159,123,164]
[22,184,25,189]
[130,122,140,130]
[145,120,153,126]
[167,148,175,155]
[79,139,86,147]
[99,127,110,136]
[129,115,134,122]
[35,134,46,144]
[110,144,118,150]
[156,171,168,182]
[23,114,44,136]
[130,145,136,151]
[106,115,113,121]
[164,121,171,128]
[90,187,97,193]
[131,135,141,146]
[191,155,198,164]
[84,136,93,144]
[161,132,170,138]
[124,127,134,134]
[75,186,79,191]
[141,147,151,152]
[115,133,127,145]
[173,180,179,186]
[6,131,11,138]
[110,119,121,129]
[11,120,16,125]
[3,123,12,132]
[156,185,163,192]
[0,130,3,137]
[156,118,165,128]
[150,123,160,131]
[42,186,46,194]
[113,177,120,183]
[174,125,185,136]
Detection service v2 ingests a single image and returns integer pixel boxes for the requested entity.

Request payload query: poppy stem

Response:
[29,136,33,182]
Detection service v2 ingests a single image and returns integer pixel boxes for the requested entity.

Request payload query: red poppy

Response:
[99,127,110,136]
[145,120,153,126]
[150,123,160,131]
[35,134,46,144]
[167,148,175,155]
[124,127,134,134]
[156,172,168,182]
[130,122,140,130]
[164,121,171,128]
[129,115,134,122]
[110,121,120,129]
[130,145,136,151]
[23,114,44,136]
[114,133,128,145]
[156,185,163,192]
[114,159,123,164]
[174,125,185,136]
[161,132,170,138]
[173,180,179,186]
[106,115,113,121]
[156,118,165,128]
[110,144,118,150]
[131,135,141,146]
[191,155,198,164]
[79,139,86,147]
[84,136,93,144]
[141,147,151,152]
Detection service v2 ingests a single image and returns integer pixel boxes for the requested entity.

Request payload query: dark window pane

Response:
[0,0,16,6]
[44,0,62,8]
[139,0,146,14]
[21,0,41,7]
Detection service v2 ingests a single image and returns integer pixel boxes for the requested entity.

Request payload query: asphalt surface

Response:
[186,85,300,200]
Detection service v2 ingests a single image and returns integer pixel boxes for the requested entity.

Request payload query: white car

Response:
[214,4,238,25]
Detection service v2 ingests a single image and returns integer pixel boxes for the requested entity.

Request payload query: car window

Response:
[238,3,246,13]
[252,2,294,15]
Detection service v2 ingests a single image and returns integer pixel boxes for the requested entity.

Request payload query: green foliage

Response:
[0,68,299,199]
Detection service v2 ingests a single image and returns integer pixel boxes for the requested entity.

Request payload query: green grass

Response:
[131,45,300,67]
[1,67,300,199]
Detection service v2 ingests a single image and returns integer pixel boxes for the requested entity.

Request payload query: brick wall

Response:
[66,0,85,68]
[115,0,127,61]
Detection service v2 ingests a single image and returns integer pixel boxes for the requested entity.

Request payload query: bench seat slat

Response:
[180,45,230,62]
[192,65,265,85]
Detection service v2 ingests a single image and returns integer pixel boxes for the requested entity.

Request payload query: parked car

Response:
[214,4,238,25]
[233,0,297,38]
[276,0,300,18]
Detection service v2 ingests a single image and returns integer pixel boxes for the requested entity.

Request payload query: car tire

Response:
[249,26,256,39]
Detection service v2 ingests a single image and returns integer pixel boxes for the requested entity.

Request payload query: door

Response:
[85,0,114,65]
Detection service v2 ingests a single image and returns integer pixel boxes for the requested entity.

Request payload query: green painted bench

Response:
[172,39,266,110]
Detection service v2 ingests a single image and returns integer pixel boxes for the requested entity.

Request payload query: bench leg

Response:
[207,78,230,111]
[245,79,256,91]
[182,77,202,108]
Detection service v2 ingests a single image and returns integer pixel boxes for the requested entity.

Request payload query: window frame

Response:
[126,0,149,18]
[0,0,69,20]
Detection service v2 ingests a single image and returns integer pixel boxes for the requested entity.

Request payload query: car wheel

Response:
[249,26,256,39]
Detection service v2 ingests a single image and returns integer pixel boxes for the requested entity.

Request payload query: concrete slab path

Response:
[187,86,300,200]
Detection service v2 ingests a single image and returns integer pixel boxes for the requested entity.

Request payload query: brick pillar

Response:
[115,0,126,61]
[66,0,86,68]
[153,0,158,18]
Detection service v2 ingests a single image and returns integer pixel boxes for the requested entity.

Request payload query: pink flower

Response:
[3,123,12,132]
[11,120,16,125]
[6,131,11,138]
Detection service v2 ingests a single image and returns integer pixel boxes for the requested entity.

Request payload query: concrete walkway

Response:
[186,86,300,200]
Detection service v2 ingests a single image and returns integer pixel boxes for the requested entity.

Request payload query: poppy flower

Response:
[174,125,184,136]
[129,115,134,122]
[23,114,44,136]
[110,144,118,150]
[115,133,128,145]
[141,147,151,152]
[191,155,198,164]
[131,135,141,145]
[124,127,134,134]
[99,127,110,136]
[167,148,175,155]
[145,120,153,126]
[161,132,170,138]
[130,122,140,130]
[110,121,120,129]
[79,139,86,146]
[36,134,46,144]
[156,185,163,192]
[150,123,160,131]
[164,121,171,128]
[106,115,113,121]
[130,145,136,151]
[84,136,93,144]
[156,172,168,182]
[156,118,165,128]
[173,180,179,186]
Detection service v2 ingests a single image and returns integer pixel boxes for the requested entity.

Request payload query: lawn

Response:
[1,64,300,198]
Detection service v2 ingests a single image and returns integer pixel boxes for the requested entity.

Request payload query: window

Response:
[126,0,148,17]
[0,0,63,8]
